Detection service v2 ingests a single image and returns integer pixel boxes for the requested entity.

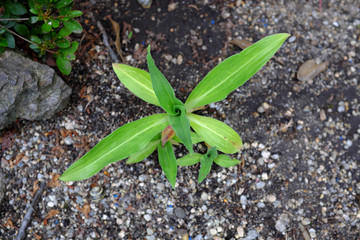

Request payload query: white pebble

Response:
[201,192,208,201]
[309,228,317,238]
[288,36,296,43]
[47,201,55,207]
[261,150,271,159]
[275,220,287,232]
[246,230,258,239]
[237,226,244,237]
[256,181,266,189]
[266,195,277,202]
[144,214,152,221]
[209,228,217,235]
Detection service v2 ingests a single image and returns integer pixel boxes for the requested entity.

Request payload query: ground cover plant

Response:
[0,0,83,75]
[60,33,289,188]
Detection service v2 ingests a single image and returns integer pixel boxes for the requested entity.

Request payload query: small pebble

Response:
[266,195,277,202]
[288,36,296,43]
[237,226,245,237]
[209,228,217,235]
[309,228,316,238]
[319,109,326,121]
[201,192,208,201]
[246,230,258,240]
[256,181,266,189]
[275,220,287,232]
[144,214,152,221]
[261,150,271,159]
[174,207,186,219]
[177,55,184,65]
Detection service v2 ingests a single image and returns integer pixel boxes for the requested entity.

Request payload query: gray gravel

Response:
[1,0,359,239]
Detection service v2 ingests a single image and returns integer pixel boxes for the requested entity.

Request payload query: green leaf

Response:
[176,153,202,166]
[4,32,15,48]
[0,38,8,47]
[62,41,79,54]
[56,55,72,75]
[29,8,38,14]
[7,2,28,15]
[59,26,72,37]
[168,105,193,153]
[55,0,73,9]
[64,19,83,34]
[112,63,160,106]
[187,113,243,154]
[172,131,203,144]
[56,38,70,48]
[50,19,60,28]
[198,147,218,184]
[60,113,168,181]
[126,139,159,164]
[157,141,177,188]
[68,10,83,18]
[30,35,42,44]
[30,16,39,24]
[146,45,183,114]
[214,154,240,168]
[42,22,52,33]
[14,24,30,36]
[29,44,40,50]
[185,33,290,110]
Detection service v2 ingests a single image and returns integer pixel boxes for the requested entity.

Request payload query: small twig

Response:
[96,21,120,63]
[0,25,56,54]
[16,181,46,240]
[299,222,311,240]
[89,13,119,63]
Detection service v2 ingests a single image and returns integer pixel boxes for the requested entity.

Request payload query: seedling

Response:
[60,34,289,187]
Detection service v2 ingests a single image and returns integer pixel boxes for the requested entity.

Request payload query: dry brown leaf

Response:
[108,16,124,62]
[31,180,40,197]
[4,218,17,229]
[43,209,60,226]
[34,233,42,240]
[76,203,91,218]
[48,173,61,188]
[161,125,176,146]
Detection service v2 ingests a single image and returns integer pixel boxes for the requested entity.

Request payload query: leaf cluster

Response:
[0,0,83,75]
[60,34,290,188]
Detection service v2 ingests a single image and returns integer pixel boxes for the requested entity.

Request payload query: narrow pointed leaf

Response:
[112,63,160,106]
[188,113,242,154]
[60,114,168,181]
[168,105,193,153]
[214,154,240,168]
[126,139,160,164]
[158,141,177,188]
[147,45,183,114]
[198,147,218,184]
[185,33,290,110]
[177,153,202,166]
[173,131,203,144]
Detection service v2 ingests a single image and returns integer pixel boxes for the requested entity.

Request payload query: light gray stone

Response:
[0,51,71,130]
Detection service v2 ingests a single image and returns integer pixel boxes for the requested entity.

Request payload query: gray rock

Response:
[0,51,71,130]
[0,169,5,206]
[174,207,186,219]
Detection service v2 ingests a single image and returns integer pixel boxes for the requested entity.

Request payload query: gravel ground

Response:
[1,0,359,239]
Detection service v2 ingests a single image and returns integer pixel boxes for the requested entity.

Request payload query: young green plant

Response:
[60,33,290,187]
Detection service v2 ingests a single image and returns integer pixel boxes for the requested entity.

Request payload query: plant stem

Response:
[0,25,56,54]
[0,18,30,21]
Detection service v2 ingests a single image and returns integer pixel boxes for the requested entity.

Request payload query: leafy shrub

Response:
[0,0,83,75]
[60,34,290,187]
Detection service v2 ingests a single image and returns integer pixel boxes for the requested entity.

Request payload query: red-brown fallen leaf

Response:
[76,203,91,218]
[4,218,17,229]
[34,233,42,240]
[43,209,60,226]
[14,152,25,165]
[47,173,61,188]
[161,125,176,146]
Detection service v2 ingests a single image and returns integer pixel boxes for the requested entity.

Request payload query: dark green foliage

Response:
[0,0,83,75]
